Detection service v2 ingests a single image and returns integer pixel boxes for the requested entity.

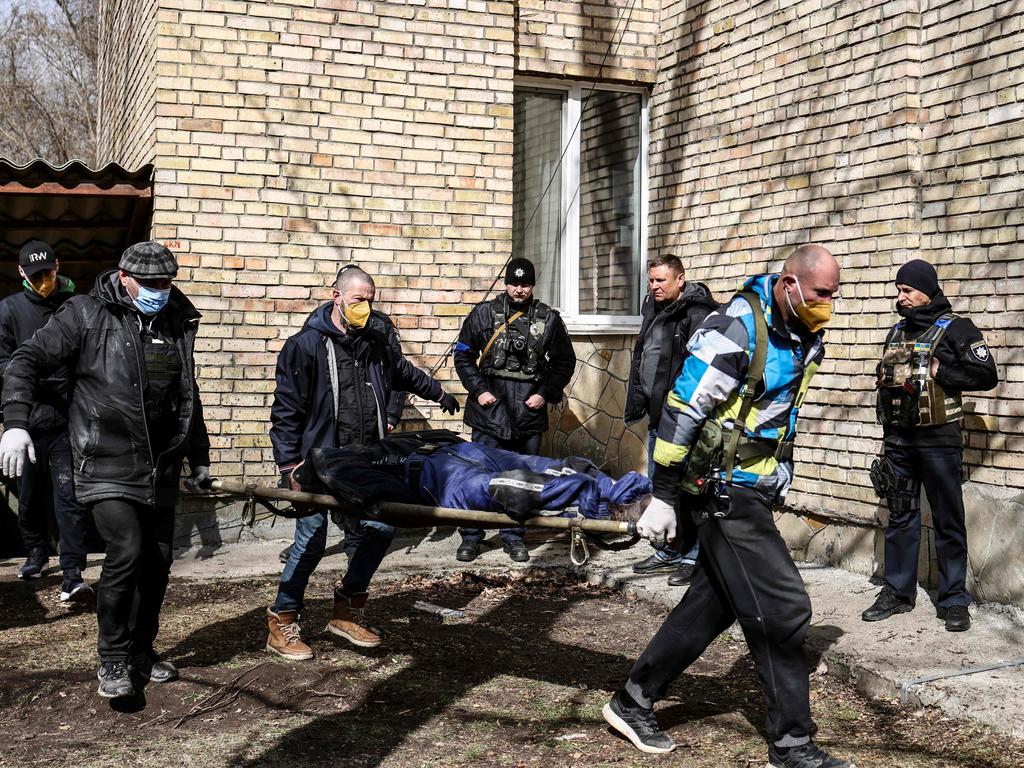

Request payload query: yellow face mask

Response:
[785,277,831,333]
[343,300,371,329]
[28,271,57,298]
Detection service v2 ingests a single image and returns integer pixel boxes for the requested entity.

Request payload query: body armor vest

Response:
[140,320,183,429]
[877,314,962,428]
[480,297,550,382]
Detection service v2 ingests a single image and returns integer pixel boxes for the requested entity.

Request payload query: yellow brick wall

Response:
[96,0,160,168]
[142,0,516,479]
[647,0,1023,524]
[515,0,660,82]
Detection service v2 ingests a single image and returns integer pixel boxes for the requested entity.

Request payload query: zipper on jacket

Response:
[353,359,365,444]
[128,315,157,479]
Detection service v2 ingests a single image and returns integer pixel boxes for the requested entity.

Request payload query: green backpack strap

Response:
[723,291,768,482]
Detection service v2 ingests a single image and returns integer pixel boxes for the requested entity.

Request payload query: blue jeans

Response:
[647,427,699,565]
[273,510,394,613]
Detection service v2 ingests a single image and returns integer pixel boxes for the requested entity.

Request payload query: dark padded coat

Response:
[623,282,718,429]
[0,276,76,436]
[454,296,576,441]
[1,270,210,507]
[880,290,999,448]
[269,302,444,472]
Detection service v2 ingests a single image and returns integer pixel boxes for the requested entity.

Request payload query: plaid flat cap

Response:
[118,241,178,278]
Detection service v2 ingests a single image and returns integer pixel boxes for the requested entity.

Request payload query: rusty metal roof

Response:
[0,158,153,293]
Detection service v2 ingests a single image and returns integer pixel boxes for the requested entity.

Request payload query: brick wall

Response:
[139,0,518,480]
[96,0,160,169]
[647,0,1023,525]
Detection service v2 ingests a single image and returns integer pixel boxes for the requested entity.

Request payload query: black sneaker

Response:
[631,553,680,574]
[503,539,530,563]
[768,741,855,767]
[97,660,135,699]
[667,562,696,586]
[938,604,971,632]
[132,651,179,683]
[456,541,481,562]
[18,548,48,580]
[59,571,94,604]
[602,689,676,754]
[861,587,913,622]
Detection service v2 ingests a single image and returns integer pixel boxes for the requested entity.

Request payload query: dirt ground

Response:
[1,570,1022,768]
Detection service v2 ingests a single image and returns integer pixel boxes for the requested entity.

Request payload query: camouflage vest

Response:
[877,314,962,428]
[480,297,550,383]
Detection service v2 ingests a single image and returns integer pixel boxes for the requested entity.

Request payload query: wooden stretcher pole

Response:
[211,479,637,536]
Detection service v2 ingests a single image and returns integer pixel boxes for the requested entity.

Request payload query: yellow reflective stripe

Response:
[653,438,690,467]
[738,455,778,476]
[794,361,820,408]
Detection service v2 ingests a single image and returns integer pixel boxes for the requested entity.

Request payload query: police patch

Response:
[970,341,989,361]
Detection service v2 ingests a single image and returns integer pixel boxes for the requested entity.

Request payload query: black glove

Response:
[279,468,301,492]
[438,392,460,415]
[185,465,213,492]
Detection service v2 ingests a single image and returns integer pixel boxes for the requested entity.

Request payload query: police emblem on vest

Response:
[876,314,962,428]
[481,296,550,382]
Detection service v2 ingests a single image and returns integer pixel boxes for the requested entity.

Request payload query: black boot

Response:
[456,540,481,562]
[18,548,48,580]
[861,587,914,622]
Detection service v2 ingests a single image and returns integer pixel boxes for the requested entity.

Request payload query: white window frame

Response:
[516,77,649,335]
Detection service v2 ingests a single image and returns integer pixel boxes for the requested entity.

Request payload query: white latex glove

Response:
[0,428,36,478]
[637,497,677,547]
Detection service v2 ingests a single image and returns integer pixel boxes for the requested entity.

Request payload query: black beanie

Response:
[505,257,536,286]
[895,259,939,298]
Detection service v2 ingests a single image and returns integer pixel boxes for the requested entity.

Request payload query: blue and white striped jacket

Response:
[652,274,825,497]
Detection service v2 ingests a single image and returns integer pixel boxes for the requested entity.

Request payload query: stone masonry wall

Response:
[96,0,160,169]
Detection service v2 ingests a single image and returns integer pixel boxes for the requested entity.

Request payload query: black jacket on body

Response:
[880,290,999,448]
[454,296,576,441]
[1,270,210,507]
[0,276,76,436]
[269,303,444,472]
[623,282,718,429]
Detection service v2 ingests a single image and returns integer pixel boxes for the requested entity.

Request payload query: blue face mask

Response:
[132,284,171,315]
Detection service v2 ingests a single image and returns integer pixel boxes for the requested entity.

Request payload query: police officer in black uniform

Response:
[453,257,576,562]
[863,259,998,632]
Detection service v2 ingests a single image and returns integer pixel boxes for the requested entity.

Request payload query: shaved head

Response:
[335,265,375,292]
[774,244,840,331]
[782,244,838,281]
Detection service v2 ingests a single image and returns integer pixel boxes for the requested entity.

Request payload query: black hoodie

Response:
[0,276,76,435]
[881,290,999,448]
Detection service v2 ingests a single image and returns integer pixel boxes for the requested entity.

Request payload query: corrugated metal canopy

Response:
[0,158,154,294]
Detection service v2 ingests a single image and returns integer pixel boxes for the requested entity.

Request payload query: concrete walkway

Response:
[5,526,1024,739]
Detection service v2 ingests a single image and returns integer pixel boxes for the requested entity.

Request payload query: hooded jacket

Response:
[1,269,210,507]
[453,295,576,441]
[650,274,826,502]
[269,302,446,471]
[0,276,76,435]
[879,290,998,448]
[624,281,718,429]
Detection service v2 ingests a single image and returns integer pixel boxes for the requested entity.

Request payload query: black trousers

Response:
[625,486,814,745]
[91,499,175,662]
[458,428,542,545]
[17,431,89,574]
[883,443,970,608]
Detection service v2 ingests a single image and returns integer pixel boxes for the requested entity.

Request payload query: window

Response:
[512,81,648,331]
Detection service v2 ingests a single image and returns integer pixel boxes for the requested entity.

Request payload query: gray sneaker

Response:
[132,651,179,683]
[97,660,135,698]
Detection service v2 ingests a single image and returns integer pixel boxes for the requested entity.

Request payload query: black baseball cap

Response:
[19,240,58,275]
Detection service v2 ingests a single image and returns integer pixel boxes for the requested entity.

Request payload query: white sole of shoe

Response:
[325,623,381,648]
[96,684,134,699]
[60,584,94,603]
[601,703,676,754]
[265,642,314,661]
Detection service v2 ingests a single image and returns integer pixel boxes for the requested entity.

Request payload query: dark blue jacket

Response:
[269,303,444,471]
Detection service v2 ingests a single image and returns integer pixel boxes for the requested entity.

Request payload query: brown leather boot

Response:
[266,607,314,660]
[327,592,381,648]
